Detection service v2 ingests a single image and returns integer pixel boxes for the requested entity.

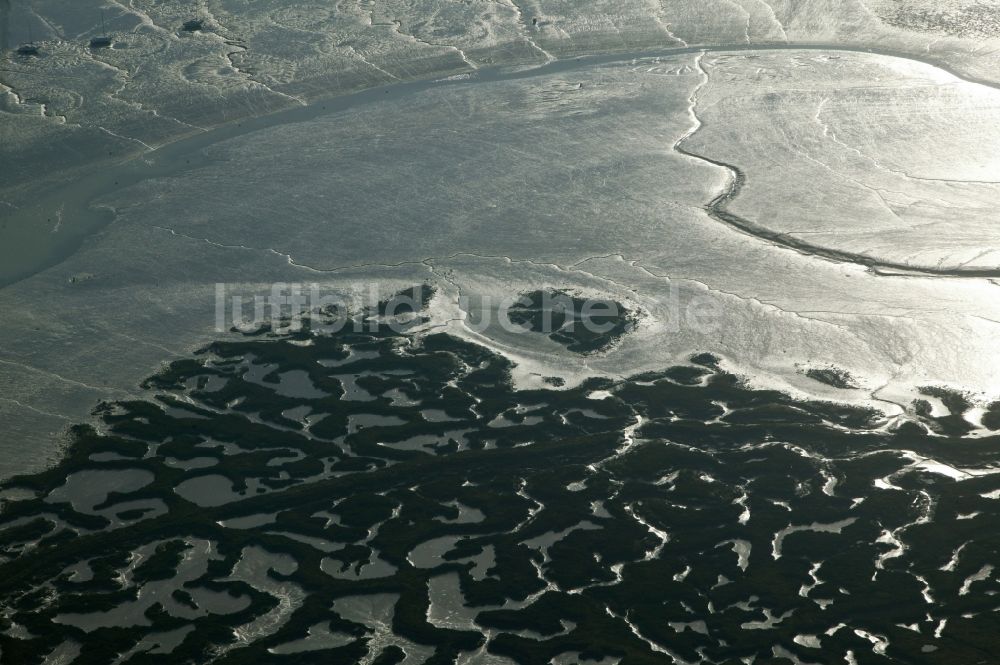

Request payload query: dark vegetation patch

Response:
[0,286,998,663]
[507,289,637,354]
[805,366,858,390]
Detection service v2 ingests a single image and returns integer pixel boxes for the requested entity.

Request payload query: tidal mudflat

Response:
[5,47,1000,478]
[6,1,1000,662]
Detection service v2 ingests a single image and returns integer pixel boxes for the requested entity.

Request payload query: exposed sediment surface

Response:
[4,5,1000,660]
[5,47,1000,475]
